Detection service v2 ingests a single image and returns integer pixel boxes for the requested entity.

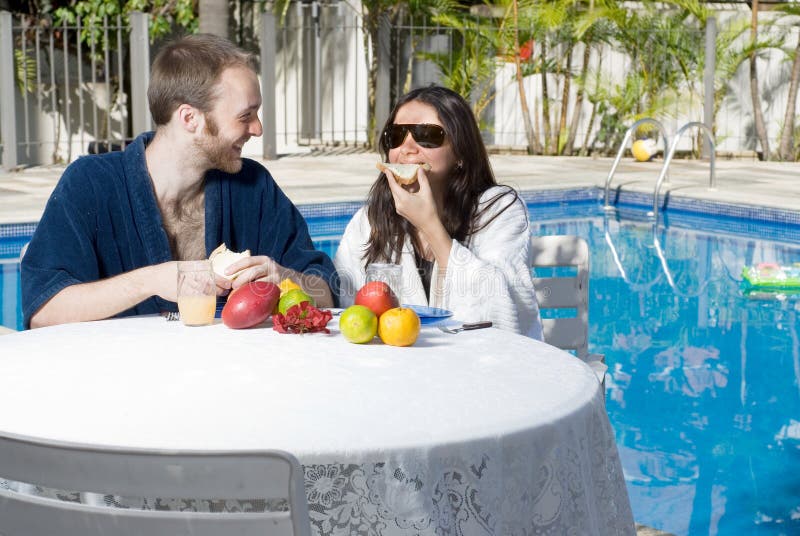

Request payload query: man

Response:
[21,34,337,329]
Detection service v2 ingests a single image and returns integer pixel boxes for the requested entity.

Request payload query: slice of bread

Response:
[376,162,431,185]
[209,243,251,280]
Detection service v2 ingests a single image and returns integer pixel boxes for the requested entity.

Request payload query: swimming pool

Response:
[536,207,800,536]
[1,192,799,535]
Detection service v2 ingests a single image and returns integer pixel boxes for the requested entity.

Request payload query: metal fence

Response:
[1,4,799,169]
[0,11,151,170]
[0,5,369,169]
[274,1,369,151]
[0,13,131,167]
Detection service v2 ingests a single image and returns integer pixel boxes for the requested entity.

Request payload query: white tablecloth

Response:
[0,316,634,535]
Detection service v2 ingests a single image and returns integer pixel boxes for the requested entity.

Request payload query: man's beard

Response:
[195,115,244,174]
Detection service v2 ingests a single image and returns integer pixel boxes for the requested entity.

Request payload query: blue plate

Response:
[402,304,453,325]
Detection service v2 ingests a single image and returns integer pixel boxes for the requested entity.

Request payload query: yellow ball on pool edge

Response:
[632,139,657,162]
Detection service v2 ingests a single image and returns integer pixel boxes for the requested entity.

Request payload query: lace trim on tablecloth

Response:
[1,400,633,535]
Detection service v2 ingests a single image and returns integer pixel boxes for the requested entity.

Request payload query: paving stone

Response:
[2,154,800,223]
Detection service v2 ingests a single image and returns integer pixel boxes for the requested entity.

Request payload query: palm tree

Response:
[471,0,541,154]
[565,0,618,155]
[749,0,770,159]
[510,0,538,154]
[776,3,800,161]
[492,0,574,155]
[425,10,501,121]
[580,0,706,154]
[708,18,750,145]
[199,0,229,38]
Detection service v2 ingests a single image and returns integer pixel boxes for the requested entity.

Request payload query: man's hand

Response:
[225,256,334,307]
[150,262,231,300]
[226,256,283,285]
[214,274,233,296]
[149,261,180,302]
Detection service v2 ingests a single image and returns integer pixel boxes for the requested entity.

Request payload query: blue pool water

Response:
[1,197,799,535]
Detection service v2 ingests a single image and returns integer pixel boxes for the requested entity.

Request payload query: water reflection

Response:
[531,214,800,536]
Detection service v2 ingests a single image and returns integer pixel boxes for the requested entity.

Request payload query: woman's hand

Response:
[385,167,440,232]
[385,167,453,269]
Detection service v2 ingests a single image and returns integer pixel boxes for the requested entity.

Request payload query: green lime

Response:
[278,288,314,315]
[340,305,378,344]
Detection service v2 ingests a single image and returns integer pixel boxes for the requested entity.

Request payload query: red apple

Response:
[355,281,399,318]
[221,281,281,329]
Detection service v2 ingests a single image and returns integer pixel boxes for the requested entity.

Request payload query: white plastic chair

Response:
[0,431,311,536]
[530,235,607,385]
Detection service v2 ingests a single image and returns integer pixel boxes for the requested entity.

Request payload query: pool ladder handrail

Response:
[651,121,716,220]
[603,214,714,298]
[602,215,665,293]
[603,118,670,211]
[650,224,713,298]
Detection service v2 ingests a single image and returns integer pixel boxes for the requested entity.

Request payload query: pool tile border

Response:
[605,188,800,226]
[0,222,37,239]
[297,201,363,219]
[519,187,600,205]
[1,187,799,238]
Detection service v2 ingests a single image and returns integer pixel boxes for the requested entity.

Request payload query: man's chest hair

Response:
[160,196,206,261]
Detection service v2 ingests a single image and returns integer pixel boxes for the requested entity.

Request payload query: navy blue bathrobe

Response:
[21,132,338,328]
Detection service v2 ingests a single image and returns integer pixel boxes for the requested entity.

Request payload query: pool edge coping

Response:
[3,186,800,239]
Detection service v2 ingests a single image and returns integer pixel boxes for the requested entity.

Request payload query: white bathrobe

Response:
[334,186,543,340]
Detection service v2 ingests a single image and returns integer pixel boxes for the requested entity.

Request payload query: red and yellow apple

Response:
[355,281,399,318]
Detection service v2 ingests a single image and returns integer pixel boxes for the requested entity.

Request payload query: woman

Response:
[334,86,542,339]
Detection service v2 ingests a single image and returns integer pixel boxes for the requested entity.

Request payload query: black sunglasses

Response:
[384,123,446,149]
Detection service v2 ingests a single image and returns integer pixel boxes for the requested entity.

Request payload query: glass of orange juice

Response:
[177,260,216,326]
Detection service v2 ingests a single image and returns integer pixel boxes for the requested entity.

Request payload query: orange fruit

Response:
[378,307,420,347]
[339,305,378,344]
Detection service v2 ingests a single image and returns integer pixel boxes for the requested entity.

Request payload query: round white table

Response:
[0,316,634,535]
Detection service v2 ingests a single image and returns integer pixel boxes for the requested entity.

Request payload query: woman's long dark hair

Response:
[364,85,518,265]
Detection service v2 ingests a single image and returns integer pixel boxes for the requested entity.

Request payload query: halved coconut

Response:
[209,243,251,280]
[376,162,431,185]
